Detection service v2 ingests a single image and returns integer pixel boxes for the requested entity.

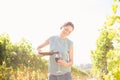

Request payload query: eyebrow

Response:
[65,28,72,33]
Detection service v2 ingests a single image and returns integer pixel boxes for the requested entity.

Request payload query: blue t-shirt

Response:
[48,36,73,75]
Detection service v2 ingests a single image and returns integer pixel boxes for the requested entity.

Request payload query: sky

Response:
[0,0,113,65]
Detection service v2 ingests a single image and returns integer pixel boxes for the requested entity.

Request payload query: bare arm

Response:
[67,45,74,66]
[37,39,49,57]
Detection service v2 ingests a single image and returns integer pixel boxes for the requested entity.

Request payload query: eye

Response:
[64,28,72,33]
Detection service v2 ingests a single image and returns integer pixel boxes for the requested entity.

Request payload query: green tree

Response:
[91,0,120,80]
[0,33,12,65]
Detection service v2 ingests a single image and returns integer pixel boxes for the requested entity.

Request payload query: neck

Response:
[59,33,66,39]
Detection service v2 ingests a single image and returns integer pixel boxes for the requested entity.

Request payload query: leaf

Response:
[112,4,118,14]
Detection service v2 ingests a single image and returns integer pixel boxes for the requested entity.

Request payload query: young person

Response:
[37,21,74,80]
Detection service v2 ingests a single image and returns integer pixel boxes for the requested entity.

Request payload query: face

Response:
[61,25,73,36]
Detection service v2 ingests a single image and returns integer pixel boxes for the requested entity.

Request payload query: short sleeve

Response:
[67,39,73,49]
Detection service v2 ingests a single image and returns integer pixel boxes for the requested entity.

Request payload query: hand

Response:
[36,51,44,57]
[57,59,69,67]
[37,53,45,57]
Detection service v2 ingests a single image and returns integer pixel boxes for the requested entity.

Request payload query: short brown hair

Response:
[61,22,74,30]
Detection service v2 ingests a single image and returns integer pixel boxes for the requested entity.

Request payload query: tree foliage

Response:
[91,0,120,80]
